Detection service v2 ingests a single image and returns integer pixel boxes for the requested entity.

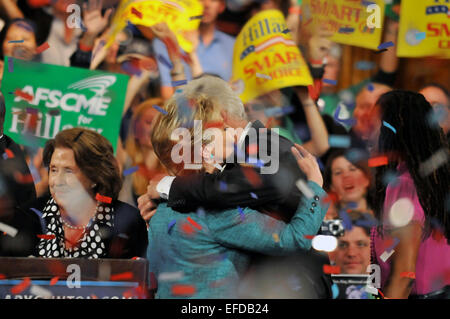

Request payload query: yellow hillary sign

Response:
[302,0,385,50]
[397,0,450,58]
[123,0,203,53]
[231,10,313,104]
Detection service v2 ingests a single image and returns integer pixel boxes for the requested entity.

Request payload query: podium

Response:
[0,257,151,299]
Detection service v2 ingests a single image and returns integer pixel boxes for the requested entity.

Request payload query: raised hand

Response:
[291,144,323,187]
[82,0,113,37]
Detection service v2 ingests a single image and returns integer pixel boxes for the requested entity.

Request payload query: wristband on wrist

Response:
[79,42,94,52]
[289,6,302,15]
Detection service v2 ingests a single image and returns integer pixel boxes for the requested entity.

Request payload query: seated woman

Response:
[323,149,373,220]
[147,78,329,298]
[28,128,147,259]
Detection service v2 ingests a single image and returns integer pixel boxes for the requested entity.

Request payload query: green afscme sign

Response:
[1,57,129,152]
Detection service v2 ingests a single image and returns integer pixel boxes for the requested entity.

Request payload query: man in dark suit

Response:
[139,76,333,298]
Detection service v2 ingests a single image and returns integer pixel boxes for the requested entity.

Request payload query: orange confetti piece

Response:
[90,294,98,299]
[11,277,31,294]
[181,222,195,235]
[35,42,50,54]
[187,216,202,230]
[368,156,389,167]
[5,149,15,159]
[171,284,196,296]
[272,233,279,242]
[400,272,416,279]
[123,289,134,298]
[95,193,112,204]
[323,265,341,274]
[110,272,133,281]
[49,276,59,286]
[322,192,339,204]
[204,121,224,129]
[37,234,56,240]
[131,7,142,19]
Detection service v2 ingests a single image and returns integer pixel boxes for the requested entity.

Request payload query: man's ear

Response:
[219,1,226,14]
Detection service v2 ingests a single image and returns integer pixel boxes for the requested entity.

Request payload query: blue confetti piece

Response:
[8,57,13,73]
[346,202,358,210]
[377,41,394,50]
[168,219,177,233]
[219,181,227,191]
[2,153,8,160]
[250,192,258,199]
[339,210,353,231]
[415,32,426,40]
[382,171,399,187]
[323,79,337,85]
[345,148,369,163]
[427,105,448,127]
[264,105,294,117]
[332,283,339,299]
[157,54,173,69]
[30,208,46,232]
[367,83,374,91]
[238,206,245,221]
[316,158,325,171]
[282,28,290,34]
[8,40,24,43]
[123,166,139,176]
[333,105,356,127]
[121,61,142,76]
[355,61,376,71]
[338,27,354,33]
[153,105,168,115]
[386,237,399,251]
[383,121,397,134]
[172,80,187,87]
[329,135,351,148]
[197,207,205,218]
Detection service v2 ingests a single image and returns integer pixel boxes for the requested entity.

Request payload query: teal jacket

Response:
[147,180,329,298]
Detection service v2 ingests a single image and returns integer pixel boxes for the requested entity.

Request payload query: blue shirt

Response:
[146,181,328,298]
[153,29,235,87]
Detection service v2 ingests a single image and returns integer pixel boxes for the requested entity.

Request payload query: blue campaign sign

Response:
[0,279,140,299]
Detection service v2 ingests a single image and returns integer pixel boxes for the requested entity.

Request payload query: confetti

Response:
[368,156,388,167]
[158,271,184,281]
[367,83,374,91]
[181,222,195,235]
[323,265,341,274]
[272,233,279,242]
[338,27,354,33]
[304,235,315,240]
[157,54,173,69]
[152,105,168,115]
[380,249,395,262]
[400,272,415,279]
[415,32,426,40]
[250,192,258,199]
[355,61,376,71]
[172,80,188,87]
[238,206,245,221]
[378,41,394,50]
[264,105,294,117]
[256,73,272,80]
[123,166,139,176]
[30,285,53,298]
[328,135,351,148]
[8,40,24,43]
[49,277,59,286]
[184,163,202,170]
[11,278,31,294]
[187,216,202,230]
[295,179,314,199]
[95,193,112,204]
[382,121,397,134]
[189,15,203,20]
[13,89,33,102]
[419,149,449,177]
[333,104,355,126]
[384,237,400,251]
[8,58,13,73]
[427,105,448,128]
[331,283,339,299]
[339,209,353,231]
[35,42,50,54]
[2,148,15,159]
[171,284,196,296]
[241,166,262,187]
[37,234,56,240]
[0,222,18,237]
[375,48,388,54]
[219,181,227,191]
[388,198,414,228]
[323,79,337,85]
[131,7,143,19]
[0,274,6,279]
[282,28,291,34]
[110,272,133,281]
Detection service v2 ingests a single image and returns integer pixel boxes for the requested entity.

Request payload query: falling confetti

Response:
[189,15,203,20]
[282,28,291,34]
[171,284,196,296]
[157,54,173,69]
[328,135,351,148]
[152,105,168,115]
[388,198,414,228]
[172,80,188,87]
[2,148,15,159]
[37,234,56,240]
[367,83,374,91]
[380,249,395,262]
[184,163,202,170]
[400,272,416,279]
[14,89,33,102]
[181,221,195,235]
[0,222,18,237]
[338,27,354,33]
[95,193,112,204]
[250,192,258,199]
[35,42,50,54]
[110,272,133,281]
[187,216,202,230]
[378,41,394,50]
[238,206,245,221]
[158,271,184,281]
[323,265,341,274]
[30,285,53,298]
[323,79,337,85]
[419,149,449,177]
[11,277,31,294]
[415,32,426,40]
[368,156,388,167]
[49,277,59,286]
[123,166,139,176]
[131,7,143,19]
[8,40,24,43]
[382,121,397,134]
[331,283,339,299]
[355,61,376,71]
[8,57,13,73]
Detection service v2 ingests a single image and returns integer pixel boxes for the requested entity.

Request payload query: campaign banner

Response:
[397,0,450,58]
[0,279,140,299]
[122,0,203,53]
[302,0,385,50]
[231,9,313,104]
[0,57,128,152]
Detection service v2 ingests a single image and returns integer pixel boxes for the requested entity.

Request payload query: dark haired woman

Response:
[28,128,148,259]
[371,90,450,299]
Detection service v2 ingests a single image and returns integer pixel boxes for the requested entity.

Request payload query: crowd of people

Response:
[0,0,449,300]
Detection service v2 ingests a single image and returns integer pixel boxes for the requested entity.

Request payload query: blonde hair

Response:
[151,76,238,175]
[125,98,166,195]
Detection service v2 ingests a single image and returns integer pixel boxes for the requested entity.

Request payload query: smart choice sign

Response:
[1,57,129,152]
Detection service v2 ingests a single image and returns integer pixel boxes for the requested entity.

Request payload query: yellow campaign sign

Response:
[105,0,136,48]
[231,10,313,104]
[302,0,385,50]
[123,0,203,53]
[397,0,450,58]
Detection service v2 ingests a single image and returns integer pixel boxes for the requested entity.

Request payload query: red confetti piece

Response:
[241,166,262,187]
[377,289,385,298]
[181,222,195,235]
[11,277,31,294]
[49,277,59,286]
[171,284,196,296]
[35,42,50,54]
[4,149,15,159]
[110,272,133,281]
[123,289,134,298]
[131,7,142,19]
[0,274,6,279]
[27,0,51,8]
[14,172,34,184]
[368,156,389,167]
[304,235,315,239]
[95,193,112,204]
[131,256,140,260]
[14,89,33,102]
[322,192,339,204]
[187,216,202,230]
[37,234,55,240]
[323,265,341,274]
[400,272,416,279]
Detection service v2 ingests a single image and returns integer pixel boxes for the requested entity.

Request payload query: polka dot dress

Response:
[37,198,114,259]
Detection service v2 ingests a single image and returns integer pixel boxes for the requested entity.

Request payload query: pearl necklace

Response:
[61,202,99,231]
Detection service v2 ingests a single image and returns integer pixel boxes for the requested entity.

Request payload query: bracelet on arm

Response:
[288,6,302,15]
